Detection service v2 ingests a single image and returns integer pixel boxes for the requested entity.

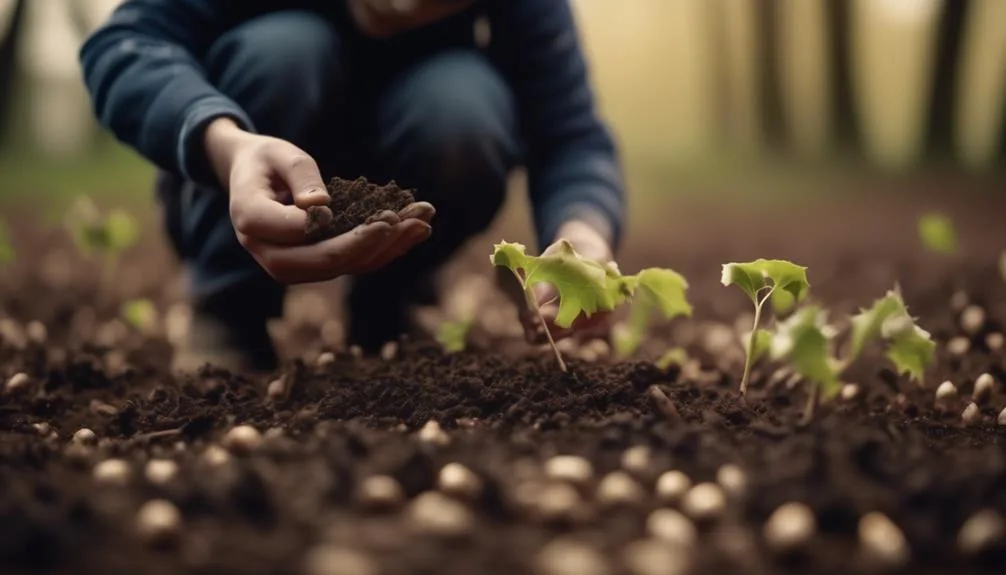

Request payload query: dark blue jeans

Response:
[159,11,518,325]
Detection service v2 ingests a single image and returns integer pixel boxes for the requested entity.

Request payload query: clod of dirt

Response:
[973,373,994,403]
[646,509,697,547]
[406,491,473,539]
[621,539,690,575]
[595,471,644,508]
[857,512,909,569]
[93,459,131,486]
[144,459,179,485]
[73,428,97,445]
[962,402,981,426]
[535,538,610,575]
[715,464,747,499]
[222,425,262,454]
[958,509,1005,555]
[545,455,594,486]
[4,371,30,394]
[437,463,483,501]
[303,545,378,575]
[304,177,416,241]
[655,471,692,504]
[136,499,182,546]
[357,475,405,511]
[763,502,816,555]
[681,483,726,523]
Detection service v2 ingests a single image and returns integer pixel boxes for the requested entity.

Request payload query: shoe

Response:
[170,305,279,375]
[346,273,437,353]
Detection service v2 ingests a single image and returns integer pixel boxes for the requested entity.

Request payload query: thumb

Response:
[272,146,330,209]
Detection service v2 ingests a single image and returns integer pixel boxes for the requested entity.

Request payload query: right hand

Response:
[203,117,434,284]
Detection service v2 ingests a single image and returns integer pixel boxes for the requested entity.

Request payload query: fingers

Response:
[355,219,432,274]
[232,194,311,245]
[398,201,436,224]
[268,147,329,209]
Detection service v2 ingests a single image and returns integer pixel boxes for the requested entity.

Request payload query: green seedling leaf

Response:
[846,288,934,382]
[105,210,140,251]
[614,268,693,358]
[121,298,157,334]
[746,329,773,365]
[770,288,796,314]
[771,306,840,398]
[721,259,810,304]
[436,318,473,354]
[848,290,907,361]
[655,347,688,371]
[917,212,957,254]
[0,221,13,265]
[886,324,935,382]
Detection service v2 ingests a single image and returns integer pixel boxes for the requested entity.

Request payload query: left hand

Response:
[513,220,615,344]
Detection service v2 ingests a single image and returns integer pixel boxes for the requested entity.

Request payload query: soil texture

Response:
[305,177,416,241]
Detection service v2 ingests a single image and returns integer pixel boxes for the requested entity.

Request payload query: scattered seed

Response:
[315,352,336,368]
[958,509,1004,555]
[73,428,97,445]
[646,508,697,547]
[438,463,483,501]
[4,372,30,394]
[136,499,182,545]
[32,422,51,436]
[973,373,995,403]
[960,305,986,335]
[380,341,398,361]
[841,383,861,401]
[357,475,405,510]
[621,446,651,476]
[947,336,970,356]
[406,491,473,539]
[535,482,582,523]
[145,459,179,485]
[303,544,378,575]
[999,407,1006,426]
[544,455,594,486]
[716,464,747,499]
[655,470,692,504]
[950,290,970,312]
[89,399,118,417]
[962,402,982,426]
[348,345,363,359]
[266,378,286,401]
[201,445,232,466]
[596,471,644,507]
[764,502,816,554]
[681,483,726,522]
[858,512,909,568]
[221,425,262,454]
[25,321,47,344]
[417,420,450,446]
[986,332,1004,352]
[583,339,611,360]
[535,538,610,575]
[647,385,680,421]
[622,538,690,575]
[263,427,285,440]
[936,380,958,402]
[93,458,131,486]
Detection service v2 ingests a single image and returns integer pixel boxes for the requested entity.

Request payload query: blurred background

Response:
[0,0,1003,229]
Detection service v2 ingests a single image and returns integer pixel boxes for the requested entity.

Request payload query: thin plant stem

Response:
[513,271,566,372]
[800,383,820,425]
[739,288,773,395]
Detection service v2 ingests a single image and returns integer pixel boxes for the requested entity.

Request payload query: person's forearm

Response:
[203,117,252,189]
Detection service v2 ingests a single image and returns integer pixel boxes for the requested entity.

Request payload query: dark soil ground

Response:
[305,177,416,240]
[3,175,1006,575]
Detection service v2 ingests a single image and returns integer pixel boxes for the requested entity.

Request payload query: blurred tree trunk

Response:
[0,0,25,141]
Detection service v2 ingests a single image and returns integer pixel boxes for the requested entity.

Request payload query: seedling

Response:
[121,298,157,334]
[655,347,689,371]
[0,220,13,266]
[491,241,691,371]
[436,317,474,354]
[721,259,810,395]
[917,212,957,254]
[771,288,935,422]
[64,196,140,291]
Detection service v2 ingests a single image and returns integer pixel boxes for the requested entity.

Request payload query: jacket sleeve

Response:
[79,0,270,186]
[490,0,626,252]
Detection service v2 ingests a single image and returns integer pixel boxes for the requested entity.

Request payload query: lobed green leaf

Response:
[885,324,935,382]
[721,259,810,305]
[770,306,840,398]
[655,347,689,370]
[917,212,957,255]
[121,298,157,333]
[436,318,473,354]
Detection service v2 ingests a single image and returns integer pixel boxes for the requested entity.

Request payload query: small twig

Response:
[647,385,681,422]
[134,427,183,442]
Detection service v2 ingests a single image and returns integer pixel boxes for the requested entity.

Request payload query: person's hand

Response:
[506,220,615,344]
[203,117,434,284]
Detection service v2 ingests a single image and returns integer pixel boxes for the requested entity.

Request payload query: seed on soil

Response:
[716,464,747,499]
[621,446,651,476]
[380,341,398,361]
[972,373,994,403]
[266,378,286,401]
[986,332,1004,352]
[655,470,692,504]
[357,475,405,510]
[32,422,51,436]
[595,471,644,507]
[136,499,182,545]
[315,351,336,368]
[417,420,450,446]
[998,407,1006,426]
[201,445,232,466]
[0,318,27,349]
[950,290,970,312]
[681,483,726,522]
[89,399,118,417]
[406,491,473,539]
[544,455,594,486]
[534,482,582,523]
[858,512,909,568]
[348,345,363,359]
[962,402,982,426]
[582,339,611,360]
[73,428,97,445]
[303,544,378,575]
[841,383,861,401]
[222,425,262,454]
[936,380,958,402]
[947,336,970,356]
[4,372,30,394]
[622,538,690,575]
[437,463,483,501]
[957,509,1004,555]
[26,320,47,344]
[960,305,986,335]
[763,502,816,554]
[646,508,697,547]
[93,458,131,486]
[145,459,179,485]
[535,538,610,575]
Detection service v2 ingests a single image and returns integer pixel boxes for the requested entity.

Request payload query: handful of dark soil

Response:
[304,176,416,241]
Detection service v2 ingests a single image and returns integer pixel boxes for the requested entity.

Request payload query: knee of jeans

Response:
[206,11,341,137]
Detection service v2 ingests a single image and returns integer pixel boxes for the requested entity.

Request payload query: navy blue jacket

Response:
[79,0,625,249]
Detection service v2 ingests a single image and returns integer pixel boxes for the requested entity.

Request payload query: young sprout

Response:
[492,241,691,370]
[721,259,810,395]
[435,317,474,354]
[0,220,14,266]
[64,196,140,290]
[654,347,689,371]
[917,212,957,254]
[121,298,158,334]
